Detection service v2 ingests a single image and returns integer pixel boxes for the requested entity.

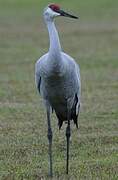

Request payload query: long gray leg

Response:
[46,101,53,177]
[66,100,72,174]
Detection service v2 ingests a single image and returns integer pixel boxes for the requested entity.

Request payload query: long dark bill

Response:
[58,9,78,19]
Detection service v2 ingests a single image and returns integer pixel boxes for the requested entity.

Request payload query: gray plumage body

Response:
[35,51,81,128]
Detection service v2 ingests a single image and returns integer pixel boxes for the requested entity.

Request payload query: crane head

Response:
[44,4,78,21]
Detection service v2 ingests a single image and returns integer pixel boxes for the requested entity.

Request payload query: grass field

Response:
[0,0,118,179]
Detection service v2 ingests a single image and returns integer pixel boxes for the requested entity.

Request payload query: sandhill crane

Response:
[35,4,81,176]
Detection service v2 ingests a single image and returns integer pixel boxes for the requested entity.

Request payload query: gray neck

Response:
[43,17,64,74]
[46,20,62,59]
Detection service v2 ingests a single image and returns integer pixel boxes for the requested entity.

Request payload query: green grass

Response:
[0,0,118,179]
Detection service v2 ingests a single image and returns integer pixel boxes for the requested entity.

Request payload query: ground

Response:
[0,0,118,179]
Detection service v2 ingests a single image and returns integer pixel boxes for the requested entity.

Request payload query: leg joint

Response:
[47,128,53,141]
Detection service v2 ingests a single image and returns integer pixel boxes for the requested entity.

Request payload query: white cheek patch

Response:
[47,7,60,17]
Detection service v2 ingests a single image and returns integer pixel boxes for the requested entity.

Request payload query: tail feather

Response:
[58,119,63,129]
[71,94,80,129]
[54,94,80,129]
